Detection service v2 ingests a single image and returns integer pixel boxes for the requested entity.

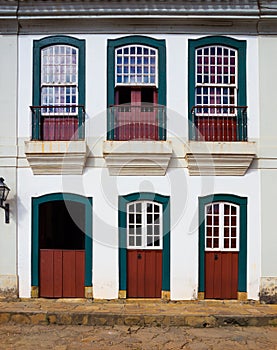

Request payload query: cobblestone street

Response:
[0,324,276,350]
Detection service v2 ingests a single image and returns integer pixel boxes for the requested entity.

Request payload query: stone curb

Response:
[0,311,276,328]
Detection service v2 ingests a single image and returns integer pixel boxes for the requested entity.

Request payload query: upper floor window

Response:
[32,36,85,141]
[115,45,158,86]
[41,45,78,114]
[188,36,247,142]
[107,36,166,141]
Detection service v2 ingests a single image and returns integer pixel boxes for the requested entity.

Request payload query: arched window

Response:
[41,45,78,114]
[195,46,237,116]
[107,36,166,141]
[188,36,247,142]
[32,36,85,141]
[115,45,158,86]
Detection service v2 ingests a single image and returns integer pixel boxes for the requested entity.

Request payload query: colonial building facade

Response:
[0,0,276,303]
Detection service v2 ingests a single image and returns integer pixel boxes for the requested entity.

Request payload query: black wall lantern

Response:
[0,177,10,223]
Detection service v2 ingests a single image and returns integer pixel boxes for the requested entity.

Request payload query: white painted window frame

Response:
[195,45,238,117]
[115,45,158,87]
[41,44,79,116]
[127,201,163,250]
[205,202,240,252]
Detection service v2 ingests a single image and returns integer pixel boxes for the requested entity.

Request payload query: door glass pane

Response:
[205,202,239,251]
[127,201,162,249]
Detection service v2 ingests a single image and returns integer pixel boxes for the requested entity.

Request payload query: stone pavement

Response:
[0,298,276,328]
[0,324,277,349]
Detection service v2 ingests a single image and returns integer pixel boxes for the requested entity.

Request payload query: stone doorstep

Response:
[0,310,276,328]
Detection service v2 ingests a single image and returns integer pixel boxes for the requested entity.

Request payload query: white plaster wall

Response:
[0,35,18,289]
[0,35,17,145]
[258,37,277,277]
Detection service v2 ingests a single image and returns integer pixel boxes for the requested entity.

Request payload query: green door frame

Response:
[198,194,247,297]
[32,193,92,296]
[118,192,170,298]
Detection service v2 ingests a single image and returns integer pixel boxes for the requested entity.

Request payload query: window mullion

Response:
[142,201,146,249]
[219,203,224,250]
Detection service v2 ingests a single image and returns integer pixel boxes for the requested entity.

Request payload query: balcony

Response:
[25,105,88,175]
[104,104,172,176]
[186,105,256,176]
[30,105,85,141]
[190,105,247,142]
[107,104,166,141]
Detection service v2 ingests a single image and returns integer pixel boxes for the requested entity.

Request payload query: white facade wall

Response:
[258,36,277,302]
[0,35,18,296]
[16,33,261,299]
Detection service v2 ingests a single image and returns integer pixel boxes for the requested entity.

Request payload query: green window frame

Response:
[32,35,86,140]
[119,192,170,294]
[107,36,166,141]
[198,194,247,294]
[188,36,247,141]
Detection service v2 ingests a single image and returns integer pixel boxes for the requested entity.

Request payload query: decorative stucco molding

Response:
[185,141,256,176]
[103,140,172,176]
[25,140,88,175]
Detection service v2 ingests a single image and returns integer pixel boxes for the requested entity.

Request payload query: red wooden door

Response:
[127,250,162,298]
[205,252,238,299]
[114,88,158,140]
[40,249,85,298]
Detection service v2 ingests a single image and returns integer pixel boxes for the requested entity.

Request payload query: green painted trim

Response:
[198,194,247,294]
[32,36,86,140]
[107,36,167,140]
[188,36,247,141]
[31,193,93,288]
[118,192,170,294]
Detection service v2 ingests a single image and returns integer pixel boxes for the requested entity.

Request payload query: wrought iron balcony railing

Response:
[107,104,166,141]
[30,105,86,141]
[191,105,248,141]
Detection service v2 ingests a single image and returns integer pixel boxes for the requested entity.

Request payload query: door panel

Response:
[40,249,85,298]
[127,250,162,298]
[205,252,238,299]
[114,87,158,140]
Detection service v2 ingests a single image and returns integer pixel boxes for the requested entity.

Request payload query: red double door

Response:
[114,87,158,141]
[127,250,162,298]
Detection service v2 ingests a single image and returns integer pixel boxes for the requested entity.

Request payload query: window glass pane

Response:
[41,44,78,113]
[129,236,134,246]
[136,236,142,246]
[195,45,237,116]
[213,238,219,248]
[115,45,157,86]
[147,236,152,246]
